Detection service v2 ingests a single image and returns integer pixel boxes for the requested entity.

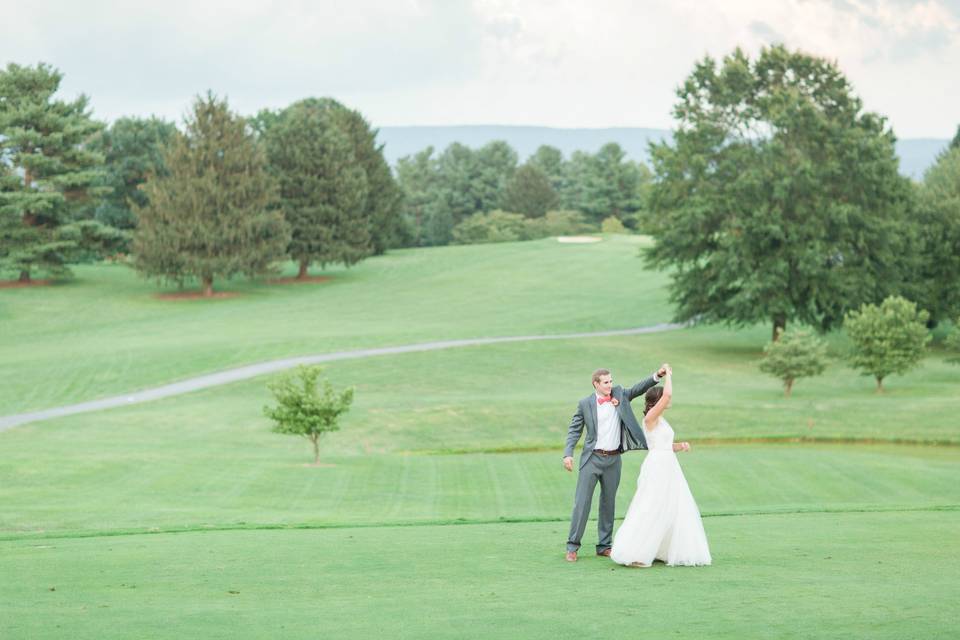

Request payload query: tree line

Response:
[2,47,959,350]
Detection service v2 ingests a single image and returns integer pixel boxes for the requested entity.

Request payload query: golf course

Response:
[2,235,958,638]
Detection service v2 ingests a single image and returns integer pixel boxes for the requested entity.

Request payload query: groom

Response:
[562,365,666,562]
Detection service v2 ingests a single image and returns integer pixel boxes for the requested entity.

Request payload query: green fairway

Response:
[3,510,957,639]
[0,235,672,414]
[3,238,959,639]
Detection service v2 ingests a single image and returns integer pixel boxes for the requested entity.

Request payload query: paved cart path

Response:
[0,322,685,431]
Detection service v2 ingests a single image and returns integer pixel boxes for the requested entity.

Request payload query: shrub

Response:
[601,216,626,234]
[758,328,827,396]
[844,296,931,392]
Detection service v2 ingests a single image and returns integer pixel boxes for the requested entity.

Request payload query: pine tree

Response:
[502,164,559,217]
[264,99,371,279]
[0,62,106,281]
[133,93,289,296]
[89,116,176,230]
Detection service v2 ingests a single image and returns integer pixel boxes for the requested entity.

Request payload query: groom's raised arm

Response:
[625,371,661,401]
[563,403,585,459]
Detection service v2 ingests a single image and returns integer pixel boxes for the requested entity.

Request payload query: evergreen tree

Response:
[264,99,371,279]
[473,140,517,212]
[910,147,960,325]
[133,93,289,296]
[321,99,403,255]
[646,45,913,340]
[502,164,559,217]
[950,124,960,150]
[89,116,176,230]
[396,146,443,246]
[0,62,107,281]
[527,145,566,194]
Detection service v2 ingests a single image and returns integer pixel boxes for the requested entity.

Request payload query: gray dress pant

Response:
[566,452,622,553]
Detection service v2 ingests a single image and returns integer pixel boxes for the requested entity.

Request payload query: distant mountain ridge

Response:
[377,125,948,180]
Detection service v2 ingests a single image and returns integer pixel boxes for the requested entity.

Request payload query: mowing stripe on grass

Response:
[3,503,956,543]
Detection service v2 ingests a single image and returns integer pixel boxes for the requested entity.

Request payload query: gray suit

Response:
[564,375,659,554]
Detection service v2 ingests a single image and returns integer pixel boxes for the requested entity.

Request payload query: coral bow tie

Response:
[598,396,613,405]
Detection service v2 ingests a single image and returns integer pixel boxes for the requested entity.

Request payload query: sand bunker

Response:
[557,236,602,243]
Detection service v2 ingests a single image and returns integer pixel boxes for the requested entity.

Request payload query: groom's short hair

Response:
[592,368,610,384]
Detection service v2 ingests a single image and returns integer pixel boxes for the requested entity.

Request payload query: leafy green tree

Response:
[264,99,371,278]
[646,45,913,341]
[133,93,289,295]
[89,116,176,231]
[950,124,960,150]
[502,164,559,217]
[844,296,931,392]
[0,62,108,281]
[909,147,960,325]
[263,365,354,465]
[758,328,827,396]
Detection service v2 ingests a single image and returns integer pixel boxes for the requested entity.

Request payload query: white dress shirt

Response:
[594,393,620,451]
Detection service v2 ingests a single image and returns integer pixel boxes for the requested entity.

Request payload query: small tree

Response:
[844,296,931,392]
[758,328,827,396]
[263,366,354,465]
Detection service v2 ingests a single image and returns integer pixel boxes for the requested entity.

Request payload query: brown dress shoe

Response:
[597,549,612,557]
[565,551,577,562]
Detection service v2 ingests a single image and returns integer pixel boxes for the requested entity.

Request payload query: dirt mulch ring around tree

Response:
[268,275,332,285]
[0,279,54,289]
[154,291,240,301]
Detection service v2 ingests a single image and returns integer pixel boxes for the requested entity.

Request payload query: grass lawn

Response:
[3,237,959,638]
[0,235,672,414]
[3,511,957,639]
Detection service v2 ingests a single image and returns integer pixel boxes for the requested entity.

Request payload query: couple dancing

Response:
[563,364,711,567]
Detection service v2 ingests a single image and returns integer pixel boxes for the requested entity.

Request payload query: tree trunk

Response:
[202,276,213,297]
[876,377,884,393]
[18,270,30,283]
[772,314,787,342]
[784,379,794,397]
[297,260,309,279]
[311,435,320,465]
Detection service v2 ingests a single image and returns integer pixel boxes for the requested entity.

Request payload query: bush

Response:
[525,210,593,238]
[758,328,827,396]
[601,216,627,234]
[844,296,931,392]
[451,210,528,244]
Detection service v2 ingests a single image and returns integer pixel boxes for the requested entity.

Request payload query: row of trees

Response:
[395,141,651,246]
[760,296,941,395]
[643,44,960,340]
[0,63,403,294]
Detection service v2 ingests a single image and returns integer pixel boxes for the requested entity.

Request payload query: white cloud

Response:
[0,0,956,137]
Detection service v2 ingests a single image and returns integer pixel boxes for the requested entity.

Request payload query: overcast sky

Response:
[2,0,958,138]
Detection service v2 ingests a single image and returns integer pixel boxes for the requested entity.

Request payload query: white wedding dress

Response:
[610,416,711,567]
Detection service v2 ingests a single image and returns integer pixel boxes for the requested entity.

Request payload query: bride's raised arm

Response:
[643,367,672,429]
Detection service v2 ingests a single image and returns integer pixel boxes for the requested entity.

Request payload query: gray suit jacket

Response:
[563,376,660,469]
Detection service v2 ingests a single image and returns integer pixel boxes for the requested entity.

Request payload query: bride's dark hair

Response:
[644,387,663,415]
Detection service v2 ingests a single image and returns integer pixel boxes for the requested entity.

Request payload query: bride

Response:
[610,365,711,567]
